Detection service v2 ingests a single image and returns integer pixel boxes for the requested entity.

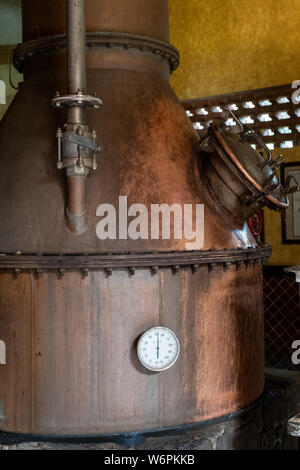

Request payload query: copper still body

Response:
[0,0,288,436]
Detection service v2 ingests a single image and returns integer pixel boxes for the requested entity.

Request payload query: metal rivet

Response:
[223,262,231,271]
[105,268,112,277]
[236,261,244,270]
[192,264,199,273]
[208,263,217,272]
[172,265,180,274]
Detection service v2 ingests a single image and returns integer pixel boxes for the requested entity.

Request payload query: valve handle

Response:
[67,132,102,153]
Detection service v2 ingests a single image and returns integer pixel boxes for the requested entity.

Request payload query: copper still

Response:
[0,0,291,437]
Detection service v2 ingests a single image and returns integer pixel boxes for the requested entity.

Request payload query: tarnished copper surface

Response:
[0,0,271,435]
[0,264,264,435]
[22,0,170,43]
[0,65,260,253]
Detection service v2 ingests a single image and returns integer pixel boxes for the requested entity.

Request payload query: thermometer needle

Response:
[157,333,159,359]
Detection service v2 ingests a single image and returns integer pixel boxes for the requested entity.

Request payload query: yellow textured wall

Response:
[0,0,22,119]
[169,0,300,266]
[0,45,22,120]
[169,0,300,100]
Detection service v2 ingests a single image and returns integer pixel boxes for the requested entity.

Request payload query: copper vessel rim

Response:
[0,245,272,270]
[13,31,180,73]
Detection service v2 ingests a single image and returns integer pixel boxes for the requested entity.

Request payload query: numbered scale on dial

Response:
[137,326,180,372]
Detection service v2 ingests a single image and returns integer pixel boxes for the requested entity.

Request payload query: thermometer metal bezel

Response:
[137,326,180,372]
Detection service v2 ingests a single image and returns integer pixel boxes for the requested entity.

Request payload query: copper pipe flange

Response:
[52,92,102,110]
[13,32,180,73]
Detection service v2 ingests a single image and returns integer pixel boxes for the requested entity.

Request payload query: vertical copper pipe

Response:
[66,176,88,234]
[67,0,86,124]
[66,0,87,233]
[67,176,87,217]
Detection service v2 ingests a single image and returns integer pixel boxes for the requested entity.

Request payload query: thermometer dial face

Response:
[137,326,180,372]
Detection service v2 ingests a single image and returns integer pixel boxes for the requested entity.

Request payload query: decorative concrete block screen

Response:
[182,84,300,150]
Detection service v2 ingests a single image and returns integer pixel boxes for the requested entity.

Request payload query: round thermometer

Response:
[137,326,180,372]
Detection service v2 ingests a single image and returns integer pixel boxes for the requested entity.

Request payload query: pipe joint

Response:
[52,0,102,234]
